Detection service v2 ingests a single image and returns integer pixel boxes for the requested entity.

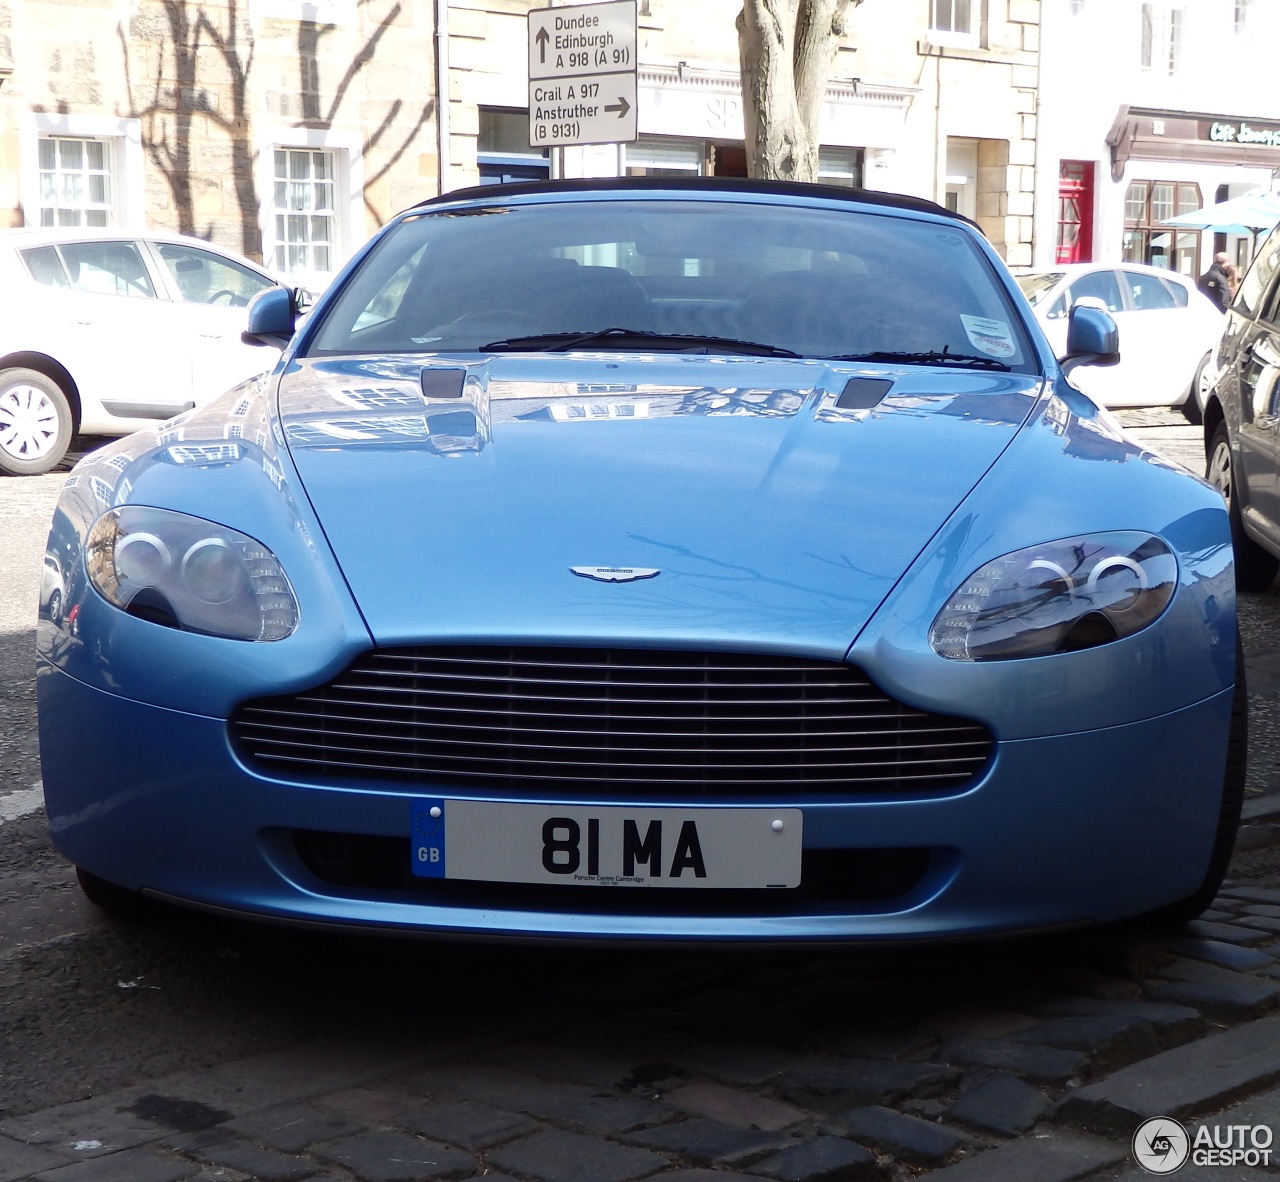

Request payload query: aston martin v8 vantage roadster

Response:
[36,178,1242,942]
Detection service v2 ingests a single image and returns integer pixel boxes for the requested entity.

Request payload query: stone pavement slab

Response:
[31,1147,198,1182]
[936,1037,1086,1082]
[408,1065,669,1135]
[1190,1080,1280,1137]
[751,1134,879,1181]
[663,1082,805,1133]
[1055,1013,1280,1134]
[622,1118,788,1166]
[488,1127,666,1182]
[0,1137,71,1182]
[1033,996,1205,1047]
[1005,1014,1159,1071]
[162,1131,320,1180]
[945,1074,1050,1137]
[1146,977,1279,1020]
[0,1033,431,1155]
[220,1102,368,1153]
[779,1059,958,1107]
[833,1104,967,1164]
[671,1043,796,1087]
[392,1099,538,1151]
[311,1130,474,1181]
[1169,938,1277,972]
[918,1131,1127,1181]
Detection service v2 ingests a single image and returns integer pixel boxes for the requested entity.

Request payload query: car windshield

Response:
[306,197,1037,371]
[1015,271,1065,307]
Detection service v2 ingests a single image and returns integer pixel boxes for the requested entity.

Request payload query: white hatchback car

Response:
[1015,262,1226,421]
[0,228,289,475]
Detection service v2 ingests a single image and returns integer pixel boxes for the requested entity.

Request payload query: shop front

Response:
[1105,106,1280,277]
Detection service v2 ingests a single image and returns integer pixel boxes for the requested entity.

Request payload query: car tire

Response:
[1207,421,1280,591]
[0,368,74,476]
[1140,636,1247,929]
[75,866,147,915]
[1182,353,1210,425]
[46,588,63,626]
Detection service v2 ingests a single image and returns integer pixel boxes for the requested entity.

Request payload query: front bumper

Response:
[38,662,1233,942]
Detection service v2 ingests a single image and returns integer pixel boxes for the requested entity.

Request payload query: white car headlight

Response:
[86,507,298,641]
[929,532,1176,661]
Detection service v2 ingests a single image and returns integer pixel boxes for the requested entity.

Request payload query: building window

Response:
[38,137,113,227]
[477,109,549,185]
[930,0,973,36]
[1070,0,1085,12]
[272,148,336,275]
[1122,180,1201,273]
[1140,4,1183,74]
[1235,0,1249,33]
[818,147,864,188]
[626,139,704,177]
[944,139,979,221]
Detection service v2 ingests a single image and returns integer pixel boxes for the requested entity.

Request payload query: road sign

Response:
[528,0,638,148]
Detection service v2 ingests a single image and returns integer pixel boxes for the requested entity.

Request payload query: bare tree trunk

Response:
[737,0,859,182]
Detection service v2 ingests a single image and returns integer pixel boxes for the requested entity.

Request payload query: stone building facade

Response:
[1035,0,1280,277]
[0,0,1042,284]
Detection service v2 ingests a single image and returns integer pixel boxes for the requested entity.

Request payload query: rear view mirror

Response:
[1060,303,1120,377]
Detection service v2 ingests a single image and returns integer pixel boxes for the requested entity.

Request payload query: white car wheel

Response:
[0,368,74,476]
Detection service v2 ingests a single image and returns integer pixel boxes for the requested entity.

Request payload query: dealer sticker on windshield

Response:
[411,799,803,889]
[960,314,1017,359]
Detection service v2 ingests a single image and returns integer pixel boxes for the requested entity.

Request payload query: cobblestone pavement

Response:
[4,416,1280,1182]
[3,854,1280,1182]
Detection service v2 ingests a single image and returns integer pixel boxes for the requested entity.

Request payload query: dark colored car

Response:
[1204,229,1280,589]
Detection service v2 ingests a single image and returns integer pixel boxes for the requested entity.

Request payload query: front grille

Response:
[232,647,993,797]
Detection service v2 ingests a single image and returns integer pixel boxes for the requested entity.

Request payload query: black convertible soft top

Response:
[411,174,970,226]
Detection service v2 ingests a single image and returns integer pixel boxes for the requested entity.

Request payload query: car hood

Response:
[281,354,1045,658]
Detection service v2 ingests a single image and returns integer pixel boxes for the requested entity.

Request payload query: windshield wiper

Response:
[482,327,801,358]
[826,349,1011,371]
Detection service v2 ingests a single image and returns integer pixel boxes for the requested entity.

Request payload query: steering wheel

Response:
[208,289,240,306]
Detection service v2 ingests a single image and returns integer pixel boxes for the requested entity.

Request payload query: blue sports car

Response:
[36,178,1242,942]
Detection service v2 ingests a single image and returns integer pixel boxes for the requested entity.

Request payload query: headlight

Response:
[85,507,298,641]
[929,532,1176,661]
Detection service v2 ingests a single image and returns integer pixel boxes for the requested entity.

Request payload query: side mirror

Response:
[1060,302,1120,377]
[242,285,299,348]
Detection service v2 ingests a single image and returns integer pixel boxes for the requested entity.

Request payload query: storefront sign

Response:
[1108,105,1280,181]
[1208,120,1280,149]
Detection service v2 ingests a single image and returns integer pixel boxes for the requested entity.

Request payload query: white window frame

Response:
[1140,3,1184,74]
[20,113,144,228]
[929,0,979,46]
[625,138,703,176]
[257,127,363,288]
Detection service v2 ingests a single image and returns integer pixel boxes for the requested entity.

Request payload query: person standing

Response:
[1198,252,1233,311]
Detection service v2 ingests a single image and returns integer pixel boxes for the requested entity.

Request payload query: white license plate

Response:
[410,799,803,889]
